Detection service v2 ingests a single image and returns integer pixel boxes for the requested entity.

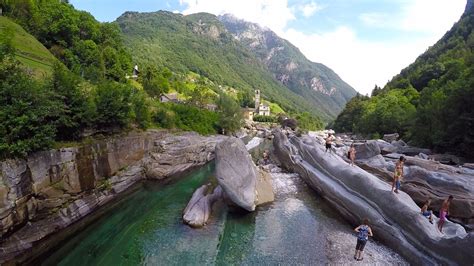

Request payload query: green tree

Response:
[94,82,133,129]
[0,53,57,158]
[49,63,95,140]
[216,93,242,134]
[142,65,170,98]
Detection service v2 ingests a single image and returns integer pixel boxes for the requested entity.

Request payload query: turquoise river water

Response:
[41,163,406,265]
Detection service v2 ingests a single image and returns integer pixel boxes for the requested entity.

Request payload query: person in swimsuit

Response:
[325,133,334,153]
[353,218,373,261]
[438,195,453,233]
[420,198,434,224]
[391,156,405,193]
[348,144,356,166]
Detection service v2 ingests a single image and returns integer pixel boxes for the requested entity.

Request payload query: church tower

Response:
[255,89,261,111]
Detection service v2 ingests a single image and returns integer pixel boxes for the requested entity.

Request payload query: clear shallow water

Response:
[42,163,405,265]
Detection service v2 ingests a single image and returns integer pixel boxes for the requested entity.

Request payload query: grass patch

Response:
[0,16,57,77]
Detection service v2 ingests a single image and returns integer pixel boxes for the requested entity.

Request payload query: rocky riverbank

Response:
[310,130,474,231]
[273,129,474,265]
[0,130,225,264]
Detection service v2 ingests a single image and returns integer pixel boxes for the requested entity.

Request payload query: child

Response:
[420,199,434,224]
[354,218,373,261]
[348,144,356,166]
[438,195,454,233]
[325,133,334,153]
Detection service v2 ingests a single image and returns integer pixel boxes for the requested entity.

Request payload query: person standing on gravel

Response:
[354,218,373,261]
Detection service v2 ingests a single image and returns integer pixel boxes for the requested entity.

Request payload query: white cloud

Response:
[399,0,465,35]
[282,27,434,95]
[179,0,295,35]
[359,12,390,27]
[298,1,323,18]
[179,0,466,95]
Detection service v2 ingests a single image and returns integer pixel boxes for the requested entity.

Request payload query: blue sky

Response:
[70,0,467,94]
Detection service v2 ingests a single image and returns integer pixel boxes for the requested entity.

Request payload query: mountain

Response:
[334,0,474,158]
[0,16,58,77]
[218,14,357,118]
[116,11,355,120]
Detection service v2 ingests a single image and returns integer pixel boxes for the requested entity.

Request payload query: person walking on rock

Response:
[391,156,405,193]
[348,144,356,166]
[438,195,454,233]
[421,198,434,224]
[354,218,373,261]
[325,133,334,153]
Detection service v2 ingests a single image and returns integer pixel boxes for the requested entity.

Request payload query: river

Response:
[42,162,406,265]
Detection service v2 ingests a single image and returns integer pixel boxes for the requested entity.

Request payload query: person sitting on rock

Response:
[348,144,356,166]
[438,195,454,233]
[354,218,373,261]
[325,134,334,153]
[391,156,405,193]
[420,198,434,224]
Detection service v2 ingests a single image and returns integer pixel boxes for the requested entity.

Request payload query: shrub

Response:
[153,103,219,135]
[253,115,277,123]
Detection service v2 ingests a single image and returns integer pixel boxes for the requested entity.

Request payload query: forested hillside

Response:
[0,1,244,158]
[334,2,474,158]
[116,11,343,121]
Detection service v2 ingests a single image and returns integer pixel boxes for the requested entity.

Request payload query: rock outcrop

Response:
[215,138,274,211]
[273,130,474,265]
[354,140,381,159]
[183,184,223,228]
[0,130,224,264]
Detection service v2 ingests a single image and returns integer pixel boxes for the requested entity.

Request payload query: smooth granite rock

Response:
[215,138,258,211]
[183,185,223,228]
[354,140,381,159]
[273,130,474,265]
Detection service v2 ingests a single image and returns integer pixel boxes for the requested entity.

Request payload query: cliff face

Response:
[0,130,225,263]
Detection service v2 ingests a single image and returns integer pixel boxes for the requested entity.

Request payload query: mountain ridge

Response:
[218,14,357,117]
[117,11,356,120]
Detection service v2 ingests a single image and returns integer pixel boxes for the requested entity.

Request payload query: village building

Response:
[126,65,139,79]
[257,104,270,116]
[254,89,271,116]
[242,107,254,121]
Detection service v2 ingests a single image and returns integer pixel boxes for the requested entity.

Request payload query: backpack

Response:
[357,225,369,241]
[347,151,351,159]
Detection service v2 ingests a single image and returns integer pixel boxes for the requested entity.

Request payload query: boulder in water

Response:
[215,138,258,211]
[183,184,223,228]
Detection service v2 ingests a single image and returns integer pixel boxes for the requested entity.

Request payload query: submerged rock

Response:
[273,130,474,265]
